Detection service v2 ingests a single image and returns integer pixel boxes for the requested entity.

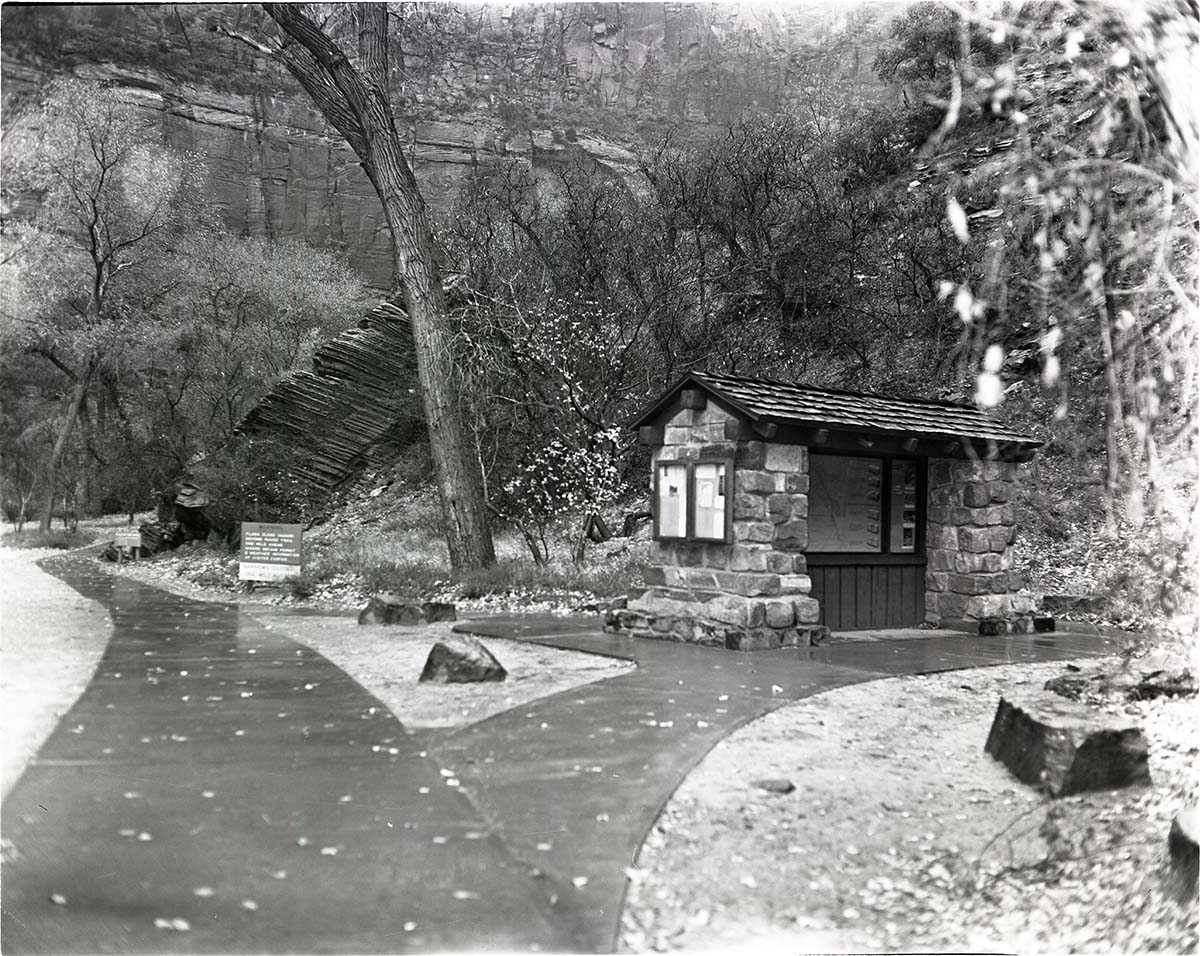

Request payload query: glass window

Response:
[656,462,688,538]
[693,462,727,541]
[808,455,883,552]
[889,459,919,553]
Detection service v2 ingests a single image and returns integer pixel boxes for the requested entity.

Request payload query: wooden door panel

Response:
[811,563,925,631]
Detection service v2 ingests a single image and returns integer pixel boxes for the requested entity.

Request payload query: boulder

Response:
[358,593,424,626]
[1168,806,1199,897]
[752,778,796,794]
[421,602,458,623]
[984,693,1151,797]
[418,634,507,684]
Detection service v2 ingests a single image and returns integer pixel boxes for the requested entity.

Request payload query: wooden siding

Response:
[809,562,925,630]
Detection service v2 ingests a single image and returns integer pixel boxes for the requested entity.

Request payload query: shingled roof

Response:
[631,372,1042,461]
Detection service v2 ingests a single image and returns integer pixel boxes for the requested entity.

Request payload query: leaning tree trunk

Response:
[259,3,495,571]
[39,364,93,533]
[361,126,497,570]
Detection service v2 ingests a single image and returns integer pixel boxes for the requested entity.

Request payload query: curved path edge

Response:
[448,615,1125,952]
[0,548,114,800]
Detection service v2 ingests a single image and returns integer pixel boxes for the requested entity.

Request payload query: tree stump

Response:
[984,693,1150,797]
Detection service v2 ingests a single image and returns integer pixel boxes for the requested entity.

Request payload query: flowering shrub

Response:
[494,427,628,565]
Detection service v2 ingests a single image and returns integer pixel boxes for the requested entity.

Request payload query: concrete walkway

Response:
[2,557,578,953]
[443,615,1124,952]
[2,555,1123,953]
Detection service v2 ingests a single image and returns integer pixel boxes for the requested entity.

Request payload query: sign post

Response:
[239,522,303,585]
[114,529,144,563]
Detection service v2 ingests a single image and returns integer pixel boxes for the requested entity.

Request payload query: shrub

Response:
[1,528,95,550]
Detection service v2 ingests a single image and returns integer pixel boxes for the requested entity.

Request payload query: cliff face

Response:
[0,56,639,290]
[1,3,892,289]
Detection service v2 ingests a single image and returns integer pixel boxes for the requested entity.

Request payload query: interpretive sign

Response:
[114,530,144,549]
[239,522,303,582]
[114,529,144,562]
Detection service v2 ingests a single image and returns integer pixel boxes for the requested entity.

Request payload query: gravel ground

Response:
[620,659,1199,955]
[240,606,632,730]
[0,547,112,798]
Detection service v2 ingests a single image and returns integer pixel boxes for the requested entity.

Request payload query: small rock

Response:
[1130,659,1195,701]
[984,693,1150,797]
[1168,805,1199,897]
[358,593,424,626]
[419,634,507,684]
[752,778,796,794]
[1041,593,1106,615]
[1044,674,1092,701]
[421,601,457,623]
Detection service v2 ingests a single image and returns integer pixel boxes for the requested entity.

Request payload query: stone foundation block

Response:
[734,494,767,520]
[642,566,667,586]
[766,552,797,574]
[725,628,782,652]
[734,520,775,543]
[963,483,991,508]
[773,520,808,551]
[926,571,949,592]
[778,574,812,595]
[792,596,820,624]
[676,543,706,566]
[928,550,954,571]
[985,693,1151,796]
[789,494,809,518]
[664,426,692,444]
[730,546,769,572]
[736,470,777,494]
[766,493,792,523]
[704,545,731,570]
[927,526,958,550]
[713,571,780,597]
[735,441,767,469]
[765,600,794,628]
[965,594,1010,620]
[784,474,810,494]
[958,527,992,553]
[765,443,807,472]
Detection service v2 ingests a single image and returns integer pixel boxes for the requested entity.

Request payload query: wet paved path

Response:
[2,558,577,953]
[3,556,1123,953]
[444,616,1125,951]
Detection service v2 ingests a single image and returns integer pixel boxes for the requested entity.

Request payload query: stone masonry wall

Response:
[607,401,828,651]
[924,459,1036,633]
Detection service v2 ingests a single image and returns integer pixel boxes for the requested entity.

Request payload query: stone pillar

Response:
[924,459,1034,633]
[609,404,825,650]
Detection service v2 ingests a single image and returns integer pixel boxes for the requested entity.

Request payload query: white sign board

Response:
[114,530,144,549]
[239,522,303,582]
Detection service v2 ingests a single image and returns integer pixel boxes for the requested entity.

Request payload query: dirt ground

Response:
[0,547,113,797]
[620,659,1199,955]
[240,606,632,729]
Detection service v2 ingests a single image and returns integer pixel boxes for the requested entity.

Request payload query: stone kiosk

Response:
[608,373,1043,650]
